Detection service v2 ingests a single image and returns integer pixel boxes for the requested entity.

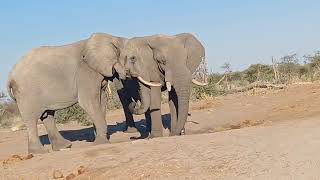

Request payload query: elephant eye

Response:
[130,56,136,63]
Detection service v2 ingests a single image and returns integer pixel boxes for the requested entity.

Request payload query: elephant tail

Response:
[7,77,16,101]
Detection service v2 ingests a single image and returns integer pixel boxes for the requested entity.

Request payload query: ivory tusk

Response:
[136,100,141,107]
[137,76,162,87]
[166,81,172,91]
[192,79,208,86]
[106,82,112,97]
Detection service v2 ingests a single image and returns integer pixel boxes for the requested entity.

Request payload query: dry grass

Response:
[190,94,217,111]
[213,119,264,133]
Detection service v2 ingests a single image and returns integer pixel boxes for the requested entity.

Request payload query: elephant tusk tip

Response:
[166,81,172,91]
[137,76,162,87]
[192,79,208,86]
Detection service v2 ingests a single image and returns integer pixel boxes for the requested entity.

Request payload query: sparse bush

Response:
[243,64,274,83]
[277,54,300,82]
[0,93,21,128]
[304,51,320,81]
[192,83,225,100]
[56,104,91,125]
[106,84,122,110]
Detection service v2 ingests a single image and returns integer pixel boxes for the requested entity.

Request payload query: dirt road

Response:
[1,83,320,179]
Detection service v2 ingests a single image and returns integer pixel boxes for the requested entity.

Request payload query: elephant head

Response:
[118,40,161,115]
[82,33,127,80]
[121,34,207,135]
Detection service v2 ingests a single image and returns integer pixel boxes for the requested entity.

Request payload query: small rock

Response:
[23,154,34,160]
[52,170,64,179]
[66,173,76,180]
[77,166,86,175]
[11,155,23,160]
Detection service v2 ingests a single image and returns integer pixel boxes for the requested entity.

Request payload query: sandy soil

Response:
[1,83,320,179]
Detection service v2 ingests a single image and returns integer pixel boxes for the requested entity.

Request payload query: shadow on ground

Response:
[40,114,171,145]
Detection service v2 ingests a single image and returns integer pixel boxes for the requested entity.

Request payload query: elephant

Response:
[117,33,207,137]
[6,33,161,154]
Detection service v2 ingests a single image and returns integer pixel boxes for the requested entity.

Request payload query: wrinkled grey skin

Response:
[7,33,128,154]
[119,33,205,136]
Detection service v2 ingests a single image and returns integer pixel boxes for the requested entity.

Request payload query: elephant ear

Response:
[175,33,205,73]
[82,33,121,77]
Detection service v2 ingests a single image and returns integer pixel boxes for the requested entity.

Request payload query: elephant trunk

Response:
[172,77,191,135]
[128,82,151,115]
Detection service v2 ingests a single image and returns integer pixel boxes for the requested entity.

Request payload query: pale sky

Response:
[1,0,320,91]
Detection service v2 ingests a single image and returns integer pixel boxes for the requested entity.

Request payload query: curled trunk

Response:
[128,82,151,115]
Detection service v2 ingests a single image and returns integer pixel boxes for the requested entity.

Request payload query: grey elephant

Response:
[118,33,206,137]
[6,33,161,154]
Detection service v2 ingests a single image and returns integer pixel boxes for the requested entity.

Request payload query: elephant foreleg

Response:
[149,86,163,137]
[78,74,108,144]
[42,110,72,151]
[18,104,48,154]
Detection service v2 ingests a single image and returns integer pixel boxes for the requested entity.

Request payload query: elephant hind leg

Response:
[42,110,72,151]
[18,104,48,154]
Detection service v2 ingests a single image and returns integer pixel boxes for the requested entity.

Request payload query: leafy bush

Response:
[56,104,91,125]
[191,73,226,100]
[0,93,21,127]
[243,64,274,83]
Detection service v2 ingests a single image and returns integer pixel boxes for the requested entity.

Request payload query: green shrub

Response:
[191,74,226,100]
[0,93,21,127]
[56,103,91,126]
[243,64,274,83]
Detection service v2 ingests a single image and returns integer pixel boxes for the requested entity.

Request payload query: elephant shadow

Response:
[39,113,171,145]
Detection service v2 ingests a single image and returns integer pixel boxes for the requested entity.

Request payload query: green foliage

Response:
[277,54,300,82]
[229,71,243,81]
[243,64,274,83]
[0,93,20,127]
[191,73,226,99]
[192,83,225,100]
[106,84,123,110]
[303,51,320,81]
[56,104,91,126]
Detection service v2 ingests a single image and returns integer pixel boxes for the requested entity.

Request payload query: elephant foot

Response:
[28,144,49,154]
[51,139,72,151]
[124,126,139,133]
[93,136,108,145]
[170,128,185,136]
[169,131,180,136]
[180,128,186,135]
[150,130,163,138]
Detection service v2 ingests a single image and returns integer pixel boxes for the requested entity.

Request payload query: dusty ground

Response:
[1,83,320,179]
